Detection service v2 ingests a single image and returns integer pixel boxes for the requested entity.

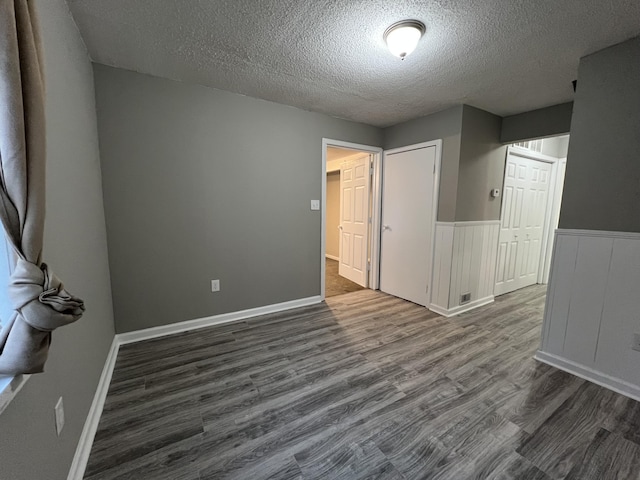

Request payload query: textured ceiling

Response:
[66,0,640,127]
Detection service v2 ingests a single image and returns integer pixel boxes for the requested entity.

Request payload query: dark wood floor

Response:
[325,258,364,297]
[85,286,640,480]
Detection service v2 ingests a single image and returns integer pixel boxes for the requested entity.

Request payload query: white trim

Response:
[382,140,442,306]
[321,139,383,300]
[534,350,640,403]
[370,151,383,291]
[325,254,339,262]
[0,374,30,416]
[542,158,567,284]
[436,220,501,227]
[118,295,322,345]
[67,337,119,480]
[429,295,494,318]
[555,228,640,240]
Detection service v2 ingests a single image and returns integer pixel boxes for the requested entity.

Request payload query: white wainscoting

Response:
[430,221,500,316]
[538,229,640,401]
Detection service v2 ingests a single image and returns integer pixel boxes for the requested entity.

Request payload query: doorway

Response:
[495,136,569,296]
[322,140,383,299]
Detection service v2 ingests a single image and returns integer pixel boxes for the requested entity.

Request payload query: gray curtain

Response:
[0,0,84,376]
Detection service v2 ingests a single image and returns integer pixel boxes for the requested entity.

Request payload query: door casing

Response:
[321,139,383,300]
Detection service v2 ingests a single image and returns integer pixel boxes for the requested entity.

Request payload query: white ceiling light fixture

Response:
[383,20,426,60]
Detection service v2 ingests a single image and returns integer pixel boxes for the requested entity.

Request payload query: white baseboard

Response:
[534,350,640,403]
[68,294,324,478]
[117,295,323,345]
[429,296,494,318]
[67,336,120,480]
[325,254,339,262]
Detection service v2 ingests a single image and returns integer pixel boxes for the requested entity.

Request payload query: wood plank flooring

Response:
[85,286,640,479]
[325,258,364,297]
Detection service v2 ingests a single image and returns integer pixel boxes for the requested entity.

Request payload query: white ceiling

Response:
[66,0,640,127]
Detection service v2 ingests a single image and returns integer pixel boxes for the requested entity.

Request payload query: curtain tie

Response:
[8,258,85,332]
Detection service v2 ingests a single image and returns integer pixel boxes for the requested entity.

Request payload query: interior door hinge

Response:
[367,261,371,272]
[426,285,429,293]
[370,166,374,176]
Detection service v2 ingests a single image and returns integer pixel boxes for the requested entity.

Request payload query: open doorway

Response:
[495,135,569,296]
[321,140,382,300]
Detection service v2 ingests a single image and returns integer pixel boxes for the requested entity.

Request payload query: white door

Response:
[339,154,371,287]
[380,146,436,307]
[495,152,552,296]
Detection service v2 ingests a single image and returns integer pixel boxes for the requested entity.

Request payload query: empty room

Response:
[1,1,639,479]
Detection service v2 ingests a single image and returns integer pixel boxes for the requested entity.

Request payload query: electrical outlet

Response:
[211,279,220,292]
[54,397,65,436]
[460,293,471,305]
[310,200,320,211]
[632,333,640,352]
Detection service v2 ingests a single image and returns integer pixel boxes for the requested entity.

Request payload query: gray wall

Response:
[456,106,507,221]
[501,102,573,143]
[560,36,640,232]
[383,106,463,222]
[93,65,383,333]
[0,2,115,479]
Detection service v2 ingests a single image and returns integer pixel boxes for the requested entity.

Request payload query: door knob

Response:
[382,225,390,231]
[338,225,343,230]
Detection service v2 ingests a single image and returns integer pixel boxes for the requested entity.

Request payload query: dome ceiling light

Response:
[383,20,426,60]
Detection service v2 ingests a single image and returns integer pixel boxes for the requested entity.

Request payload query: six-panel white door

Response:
[379,146,436,307]
[339,154,371,287]
[495,153,551,296]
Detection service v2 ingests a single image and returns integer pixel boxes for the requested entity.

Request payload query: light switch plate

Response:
[310,200,320,211]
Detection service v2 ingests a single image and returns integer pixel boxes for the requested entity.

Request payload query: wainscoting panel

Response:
[431,221,499,316]
[539,229,640,399]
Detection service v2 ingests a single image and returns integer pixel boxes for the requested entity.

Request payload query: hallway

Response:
[324,258,364,298]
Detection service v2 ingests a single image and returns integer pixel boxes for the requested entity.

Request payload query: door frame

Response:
[542,157,567,283]
[321,139,383,300]
[499,146,561,289]
[382,140,442,305]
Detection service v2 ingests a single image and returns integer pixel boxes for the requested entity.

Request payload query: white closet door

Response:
[380,146,436,307]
